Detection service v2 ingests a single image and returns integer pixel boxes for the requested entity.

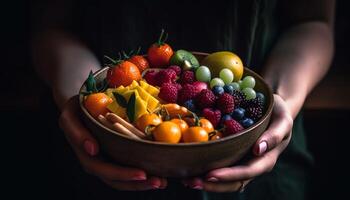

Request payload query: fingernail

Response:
[152,184,160,189]
[84,140,97,156]
[192,184,203,190]
[258,141,267,155]
[132,174,147,181]
[207,177,219,182]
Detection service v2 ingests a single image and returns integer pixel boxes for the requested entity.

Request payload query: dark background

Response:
[2,1,350,199]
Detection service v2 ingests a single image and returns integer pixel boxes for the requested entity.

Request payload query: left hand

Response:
[183,94,293,192]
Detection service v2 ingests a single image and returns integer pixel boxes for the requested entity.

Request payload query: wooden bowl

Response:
[79,52,274,178]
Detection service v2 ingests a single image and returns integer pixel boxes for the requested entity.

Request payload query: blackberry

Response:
[241,97,264,109]
[232,90,246,107]
[246,106,263,121]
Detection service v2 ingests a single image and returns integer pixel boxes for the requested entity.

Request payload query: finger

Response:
[202,179,252,193]
[206,143,288,182]
[253,94,293,156]
[59,96,99,156]
[101,176,164,191]
[73,148,147,182]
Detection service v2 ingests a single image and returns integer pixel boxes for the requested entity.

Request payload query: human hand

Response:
[59,96,167,190]
[183,94,293,192]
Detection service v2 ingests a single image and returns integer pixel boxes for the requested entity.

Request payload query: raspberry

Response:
[232,90,246,108]
[168,65,182,76]
[156,69,177,86]
[179,70,195,84]
[174,83,182,91]
[158,83,178,103]
[143,70,158,86]
[202,108,222,128]
[196,89,216,109]
[224,119,243,135]
[177,84,199,105]
[216,93,234,114]
[246,106,263,121]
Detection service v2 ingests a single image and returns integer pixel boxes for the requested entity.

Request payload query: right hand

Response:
[59,96,167,191]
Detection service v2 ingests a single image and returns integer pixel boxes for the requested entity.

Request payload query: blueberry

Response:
[232,108,245,120]
[223,85,234,95]
[240,118,254,128]
[212,86,224,96]
[221,114,232,124]
[184,99,196,112]
[256,92,265,104]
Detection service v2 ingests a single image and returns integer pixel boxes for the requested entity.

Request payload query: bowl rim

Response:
[79,52,274,147]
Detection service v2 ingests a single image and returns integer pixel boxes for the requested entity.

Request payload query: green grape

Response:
[240,76,256,89]
[195,66,211,82]
[210,78,225,88]
[219,68,234,84]
[242,88,256,100]
[228,82,240,90]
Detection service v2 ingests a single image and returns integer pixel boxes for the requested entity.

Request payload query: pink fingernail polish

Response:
[207,177,218,182]
[132,175,147,181]
[84,140,96,156]
[192,185,203,190]
[152,184,160,189]
[258,141,267,155]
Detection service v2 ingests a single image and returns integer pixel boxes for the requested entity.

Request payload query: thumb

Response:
[59,96,99,156]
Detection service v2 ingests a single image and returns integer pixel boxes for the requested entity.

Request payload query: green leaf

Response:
[113,92,128,108]
[126,93,136,122]
[86,70,97,92]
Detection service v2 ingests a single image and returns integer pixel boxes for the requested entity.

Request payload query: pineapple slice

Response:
[146,84,160,97]
[134,96,148,120]
[147,95,159,112]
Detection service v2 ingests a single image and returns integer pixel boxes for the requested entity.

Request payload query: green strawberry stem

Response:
[157,29,168,46]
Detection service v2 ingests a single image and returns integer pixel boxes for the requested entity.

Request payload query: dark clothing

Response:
[43,0,314,199]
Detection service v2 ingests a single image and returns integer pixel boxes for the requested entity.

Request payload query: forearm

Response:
[262,22,334,118]
[32,30,100,109]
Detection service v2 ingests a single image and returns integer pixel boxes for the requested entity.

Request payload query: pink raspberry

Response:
[156,69,177,86]
[158,83,178,103]
[177,84,198,105]
[202,108,222,128]
[143,70,158,86]
[174,83,182,91]
[168,65,182,76]
[179,70,194,84]
[216,93,234,114]
[224,119,243,135]
[196,89,216,109]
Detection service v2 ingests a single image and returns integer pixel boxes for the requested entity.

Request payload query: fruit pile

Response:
[83,30,266,144]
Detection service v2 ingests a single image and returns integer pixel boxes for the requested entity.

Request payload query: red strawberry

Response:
[202,108,222,128]
[143,70,158,86]
[158,83,178,103]
[196,89,216,109]
[177,84,198,105]
[216,93,234,114]
[224,119,243,135]
[156,69,177,86]
[179,70,194,84]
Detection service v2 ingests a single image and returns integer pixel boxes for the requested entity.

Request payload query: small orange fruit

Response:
[199,118,214,133]
[152,121,181,144]
[209,131,223,141]
[170,118,189,133]
[135,113,162,132]
[183,127,208,143]
[84,93,113,118]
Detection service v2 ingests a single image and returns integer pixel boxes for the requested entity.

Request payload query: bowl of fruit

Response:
[79,31,274,178]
